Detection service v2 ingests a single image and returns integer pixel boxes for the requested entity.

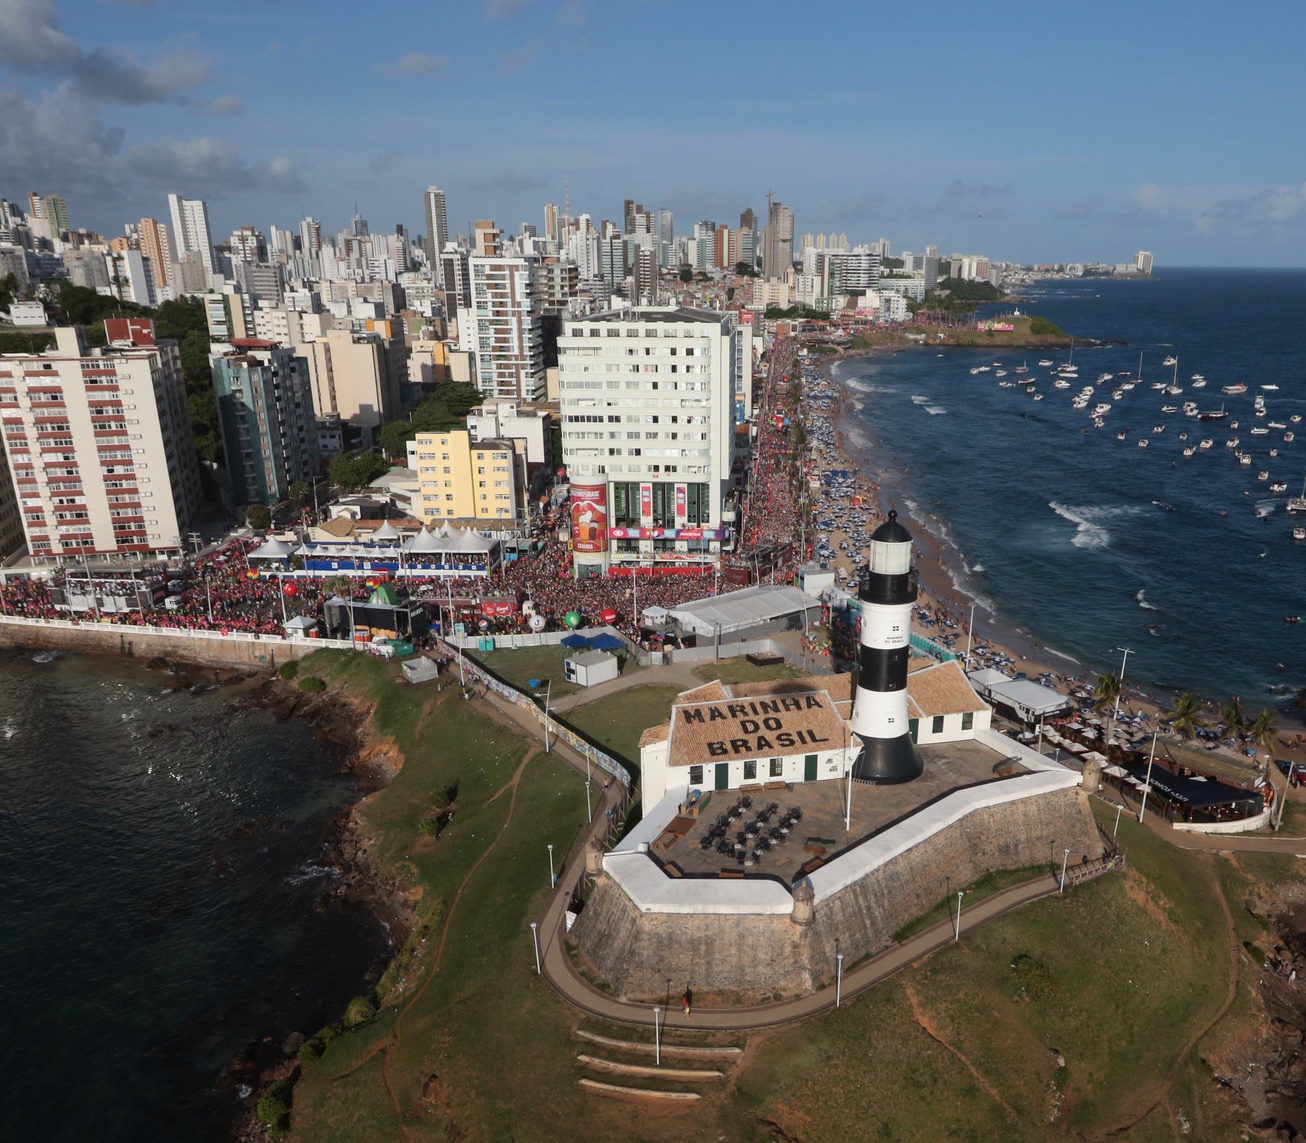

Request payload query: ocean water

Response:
[833,267,1306,709]
[0,651,391,1142]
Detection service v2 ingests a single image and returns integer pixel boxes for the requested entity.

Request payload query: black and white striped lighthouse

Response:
[849,510,924,784]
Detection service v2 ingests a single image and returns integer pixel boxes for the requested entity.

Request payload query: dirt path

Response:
[903,981,1019,1119]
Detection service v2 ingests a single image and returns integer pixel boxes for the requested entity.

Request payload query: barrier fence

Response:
[434,636,633,792]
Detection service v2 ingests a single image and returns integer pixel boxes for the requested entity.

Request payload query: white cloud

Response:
[127,135,304,195]
[0,0,210,103]
[485,0,532,19]
[388,51,448,76]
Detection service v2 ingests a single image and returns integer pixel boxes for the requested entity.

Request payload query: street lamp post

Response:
[1137,730,1159,825]
[1108,645,1133,754]
[547,843,555,887]
[835,951,845,1008]
[954,890,965,941]
[530,922,540,974]
[1113,801,1124,840]
[652,1006,661,1066]
[1060,847,1071,894]
[965,600,976,664]
[585,778,592,822]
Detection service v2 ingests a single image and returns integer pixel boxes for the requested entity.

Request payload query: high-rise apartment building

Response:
[167,193,215,277]
[210,340,319,507]
[467,247,545,401]
[299,327,405,449]
[28,192,69,233]
[0,321,201,559]
[557,306,744,577]
[764,199,794,279]
[1135,251,1154,275]
[136,217,174,293]
[423,186,449,278]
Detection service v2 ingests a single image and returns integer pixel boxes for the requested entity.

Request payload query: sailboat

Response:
[1288,476,1306,515]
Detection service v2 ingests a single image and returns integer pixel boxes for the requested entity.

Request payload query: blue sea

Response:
[0,652,391,1141]
[832,267,1306,711]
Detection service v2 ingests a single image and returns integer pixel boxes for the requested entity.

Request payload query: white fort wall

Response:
[571,769,1100,999]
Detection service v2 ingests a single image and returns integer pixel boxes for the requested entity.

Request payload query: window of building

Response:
[689,765,703,786]
[769,758,783,778]
[743,760,757,781]
[961,711,974,731]
[932,715,944,734]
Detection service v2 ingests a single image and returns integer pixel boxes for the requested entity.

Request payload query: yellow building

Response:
[409,430,520,523]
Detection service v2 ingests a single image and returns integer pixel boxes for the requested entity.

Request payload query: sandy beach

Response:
[805,347,1306,774]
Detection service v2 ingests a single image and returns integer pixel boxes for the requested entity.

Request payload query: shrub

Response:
[1028,316,1065,337]
[343,995,377,1027]
[256,1078,294,1135]
[1011,953,1058,1002]
[278,660,300,680]
[297,676,326,694]
[297,1039,323,1064]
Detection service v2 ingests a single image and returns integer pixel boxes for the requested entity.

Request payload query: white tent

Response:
[370,520,401,543]
[659,584,821,638]
[248,537,293,561]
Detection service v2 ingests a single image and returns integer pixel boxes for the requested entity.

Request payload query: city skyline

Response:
[2,0,1304,266]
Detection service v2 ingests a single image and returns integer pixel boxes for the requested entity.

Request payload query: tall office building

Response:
[557,306,744,577]
[167,193,215,277]
[210,341,319,507]
[299,327,405,449]
[0,321,201,558]
[423,186,449,279]
[299,217,322,258]
[764,199,794,280]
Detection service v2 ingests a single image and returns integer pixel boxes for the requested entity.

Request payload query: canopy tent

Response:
[1081,750,1109,764]
[560,633,591,649]
[1126,763,1257,809]
[283,614,316,631]
[247,538,294,562]
[589,632,625,651]
[654,584,821,638]
[370,520,401,543]
[983,678,1072,723]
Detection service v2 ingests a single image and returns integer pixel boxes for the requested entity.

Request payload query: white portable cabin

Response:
[564,650,620,687]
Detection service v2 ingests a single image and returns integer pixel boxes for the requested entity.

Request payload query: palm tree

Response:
[1169,692,1205,740]
[1093,672,1123,714]
[1249,709,1278,758]
[1222,696,1247,744]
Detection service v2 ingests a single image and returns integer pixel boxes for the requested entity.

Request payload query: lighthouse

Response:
[849,510,924,784]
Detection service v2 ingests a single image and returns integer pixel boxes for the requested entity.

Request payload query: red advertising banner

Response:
[639,482,652,521]
[570,483,608,553]
[675,484,687,520]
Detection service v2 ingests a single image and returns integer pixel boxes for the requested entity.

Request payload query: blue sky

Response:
[2,0,1304,266]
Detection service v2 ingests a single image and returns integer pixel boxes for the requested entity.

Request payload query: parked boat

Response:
[1223,382,1248,395]
[1199,404,1229,421]
[1138,438,1149,449]
[1163,355,1178,366]
[1288,477,1306,514]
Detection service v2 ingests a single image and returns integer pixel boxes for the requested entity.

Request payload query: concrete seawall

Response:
[570,787,1101,1000]
[0,615,325,670]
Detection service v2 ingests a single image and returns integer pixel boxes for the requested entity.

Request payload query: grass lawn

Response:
[693,658,803,685]
[280,655,1265,1140]
[466,643,585,699]
[559,685,683,776]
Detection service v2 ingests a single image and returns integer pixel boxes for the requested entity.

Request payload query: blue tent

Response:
[560,633,591,649]
[589,633,624,651]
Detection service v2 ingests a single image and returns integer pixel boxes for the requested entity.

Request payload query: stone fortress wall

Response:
[570,787,1101,1000]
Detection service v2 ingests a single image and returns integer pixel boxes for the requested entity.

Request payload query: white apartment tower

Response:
[467,240,545,402]
[166,194,215,277]
[0,321,201,559]
[423,186,449,280]
[557,306,743,577]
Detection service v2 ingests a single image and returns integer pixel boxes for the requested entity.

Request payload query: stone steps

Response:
[579,1078,701,1102]
[574,1028,742,1101]
[577,1054,723,1081]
